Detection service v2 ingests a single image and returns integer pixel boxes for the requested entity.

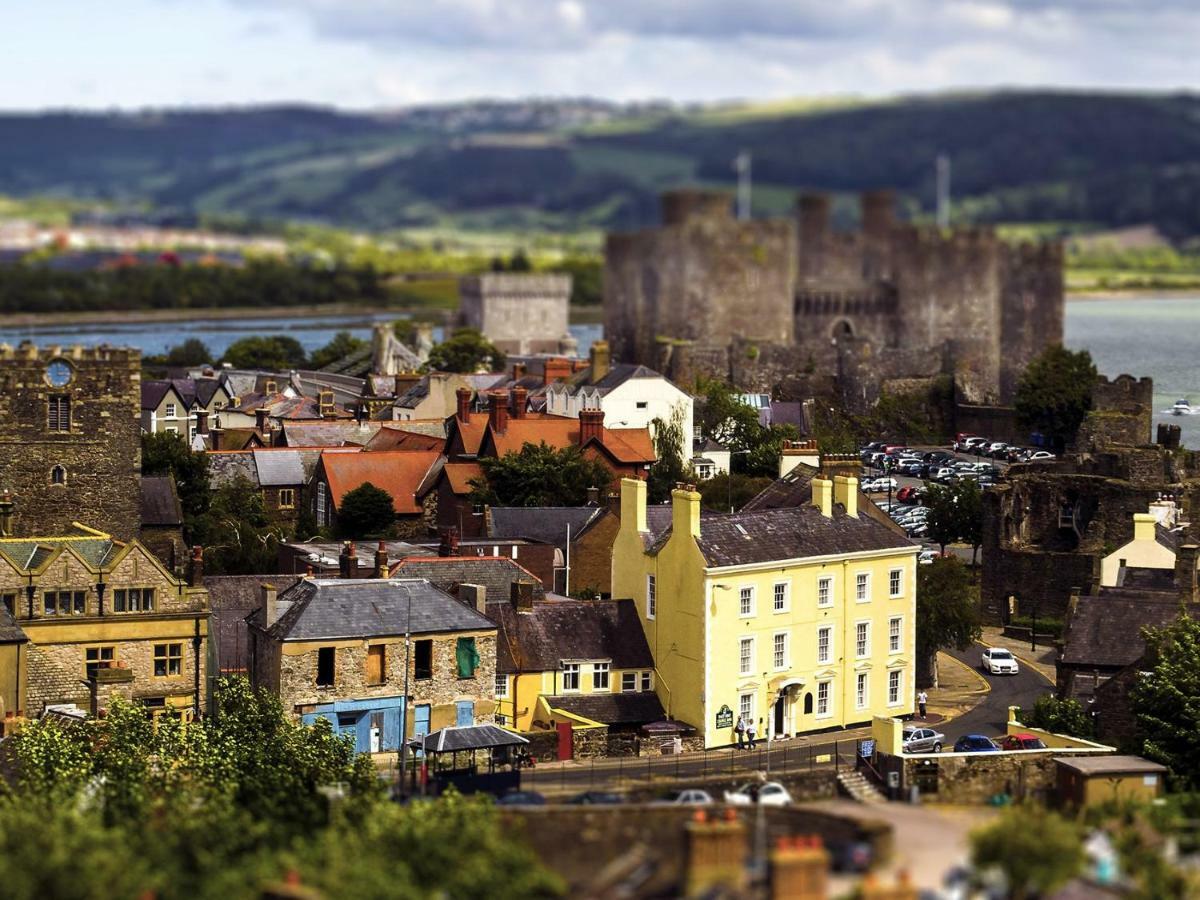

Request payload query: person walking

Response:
[917,690,928,719]
[746,717,758,750]
[735,714,747,750]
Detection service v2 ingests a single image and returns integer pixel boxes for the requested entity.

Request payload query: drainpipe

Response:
[192,616,201,720]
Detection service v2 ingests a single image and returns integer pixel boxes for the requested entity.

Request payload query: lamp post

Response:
[1030,598,1040,653]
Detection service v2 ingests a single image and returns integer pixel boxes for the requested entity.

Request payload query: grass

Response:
[387,277,459,309]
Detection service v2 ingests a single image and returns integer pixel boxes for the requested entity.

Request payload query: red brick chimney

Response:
[579,408,605,446]
[512,362,527,381]
[375,540,389,578]
[254,408,269,434]
[209,426,222,451]
[455,387,472,423]
[195,409,210,435]
[339,541,355,578]
[511,386,528,419]
[544,357,571,385]
[439,527,461,558]
[488,391,509,434]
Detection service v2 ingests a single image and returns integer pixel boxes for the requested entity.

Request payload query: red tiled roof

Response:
[366,426,447,453]
[320,450,442,515]
[444,462,484,495]
[485,418,655,465]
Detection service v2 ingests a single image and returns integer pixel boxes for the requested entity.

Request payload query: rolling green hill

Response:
[4,92,1200,241]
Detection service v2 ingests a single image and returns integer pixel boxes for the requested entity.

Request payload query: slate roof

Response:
[489,597,654,673]
[0,536,119,570]
[1059,588,1190,668]
[206,575,301,672]
[0,604,28,643]
[252,449,305,487]
[488,507,605,549]
[411,724,528,753]
[319,449,442,515]
[1116,566,1176,591]
[741,464,904,535]
[545,692,666,726]
[1155,523,1185,553]
[207,451,258,487]
[389,556,544,606]
[251,578,496,641]
[279,421,383,447]
[768,401,810,431]
[140,476,183,527]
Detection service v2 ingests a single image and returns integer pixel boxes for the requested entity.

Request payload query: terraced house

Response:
[611,476,918,748]
[0,522,209,718]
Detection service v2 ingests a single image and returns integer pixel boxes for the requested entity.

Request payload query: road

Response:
[937,642,1052,744]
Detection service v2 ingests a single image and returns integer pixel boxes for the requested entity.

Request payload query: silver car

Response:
[902,726,945,753]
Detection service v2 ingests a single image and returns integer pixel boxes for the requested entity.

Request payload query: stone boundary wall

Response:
[901,748,1108,805]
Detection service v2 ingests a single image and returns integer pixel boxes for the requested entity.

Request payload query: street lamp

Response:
[1030,598,1040,653]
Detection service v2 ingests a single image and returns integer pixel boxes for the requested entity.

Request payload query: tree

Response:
[426,328,505,374]
[190,476,286,574]
[164,338,213,367]
[923,480,982,558]
[971,805,1085,900]
[957,480,984,564]
[1014,345,1098,451]
[698,473,774,513]
[1025,694,1093,739]
[308,330,366,370]
[222,335,308,371]
[916,557,982,687]
[1131,610,1200,788]
[694,378,798,478]
[646,406,691,504]
[336,482,396,539]
[142,431,210,526]
[474,443,616,507]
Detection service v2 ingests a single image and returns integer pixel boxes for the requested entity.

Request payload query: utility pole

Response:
[936,153,951,229]
[734,151,752,220]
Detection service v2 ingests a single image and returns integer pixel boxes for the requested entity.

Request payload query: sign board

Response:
[887,771,901,788]
[859,739,876,758]
[715,704,733,729]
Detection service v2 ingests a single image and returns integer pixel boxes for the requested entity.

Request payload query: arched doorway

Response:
[832,320,855,340]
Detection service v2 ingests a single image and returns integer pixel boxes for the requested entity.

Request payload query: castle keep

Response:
[604,190,1064,404]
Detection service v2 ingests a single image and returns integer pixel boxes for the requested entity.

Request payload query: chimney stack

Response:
[260,582,278,627]
[811,477,833,518]
[254,408,269,434]
[210,425,222,451]
[770,836,830,900]
[544,357,571,385]
[832,475,858,518]
[439,527,460,558]
[339,541,355,579]
[589,340,611,383]
[459,583,487,614]
[579,408,605,446]
[0,490,13,537]
[684,809,747,897]
[488,391,509,434]
[672,484,702,538]
[374,540,389,578]
[511,581,535,613]
[195,409,210,436]
[1176,544,1200,604]
[512,362,527,382]
[187,545,204,586]
[586,486,600,506]
[456,387,472,423]
[511,386,528,419]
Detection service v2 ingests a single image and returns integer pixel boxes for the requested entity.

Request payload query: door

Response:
[414,704,431,758]
[773,695,785,736]
[456,700,474,727]
[556,721,574,761]
[369,712,384,753]
[366,645,385,685]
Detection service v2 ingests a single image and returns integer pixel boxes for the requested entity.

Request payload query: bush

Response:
[1008,615,1064,638]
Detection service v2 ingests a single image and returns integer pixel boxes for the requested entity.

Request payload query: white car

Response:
[1028,451,1054,461]
[658,789,713,805]
[723,781,793,806]
[981,647,1019,675]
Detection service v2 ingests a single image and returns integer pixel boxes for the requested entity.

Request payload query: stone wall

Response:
[458,273,573,356]
[902,749,1105,805]
[0,344,141,540]
[572,725,608,759]
[955,404,1022,443]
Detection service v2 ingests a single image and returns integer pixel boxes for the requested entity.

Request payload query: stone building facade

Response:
[458,273,575,356]
[0,343,141,540]
[605,190,1063,406]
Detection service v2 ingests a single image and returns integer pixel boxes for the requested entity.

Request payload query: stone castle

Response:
[604,189,1063,405]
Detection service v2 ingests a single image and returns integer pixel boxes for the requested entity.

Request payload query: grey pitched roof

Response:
[206,575,301,672]
[1060,589,1189,668]
[140,476,183,527]
[1155,523,1185,554]
[544,692,666,726]
[389,557,544,606]
[1115,566,1176,591]
[252,449,305,487]
[488,507,605,549]
[591,363,663,391]
[489,598,653,673]
[411,724,528,753]
[207,452,259,488]
[279,421,382,447]
[252,578,496,641]
[0,536,118,570]
[0,604,28,643]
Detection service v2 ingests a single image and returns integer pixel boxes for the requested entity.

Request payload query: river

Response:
[0,297,1194,444]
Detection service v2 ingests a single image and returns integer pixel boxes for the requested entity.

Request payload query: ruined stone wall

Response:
[904,750,1099,805]
[458,274,572,356]
[998,242,1065,402]
[954,404,1022,443]
[0,344,141,539]
[1076,375,1154,451]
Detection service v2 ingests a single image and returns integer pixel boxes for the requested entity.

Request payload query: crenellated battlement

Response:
[0,342,140,363]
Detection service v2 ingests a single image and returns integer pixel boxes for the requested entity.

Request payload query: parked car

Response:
[999,733,1048,751]
[567,790,624,805]
[1028,450,1055,461]
[953,734,1000,753]
[981,647,1020,675]
[897,459,923,476]
[658,789,713,805]
[497,790,547,806]
[932,467,956,482]
[902,727,945,753]
[724,781,793,806]
[961,437,990,452]
[953,434,979,451]
[986,442,1009,457]
[917,549,939,565]
[896,486,921,504]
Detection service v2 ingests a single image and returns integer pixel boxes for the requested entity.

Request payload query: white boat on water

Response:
[1172,399,1192,416]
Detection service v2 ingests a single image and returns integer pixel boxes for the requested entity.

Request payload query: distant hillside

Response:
[3,92,1200,240]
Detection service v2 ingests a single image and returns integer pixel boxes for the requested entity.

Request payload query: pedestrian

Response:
[735,714,747,750]
[747,717,758,750]
[917,690,928,719]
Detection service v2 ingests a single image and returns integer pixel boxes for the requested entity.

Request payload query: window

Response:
[739,637,754,675]
[315,482,327,526]
[113,588,154,612]
[0,593,13,615]
[593,662,610,691]
[494,673,508,698]
[889,568,903,598]
[816,680,831,717]
[739,692,754,722]
[85,646,115,679]
[817,576,832,607]
[856,672,869,710]
[153,643,183,677]
[640,671,653,692]
[773,582,789,613]
[856,622,870,658]
[164,426,178,435]
[44,590,85,616]
[366,644,386,685]
[646,575,656,619]
[562,662,581,692]
[165,403,177,418]
[316,647,335,686]
[635,401,648,409]
[817,626,832,664]
[622,672,637,692]
[888,670,903,706]
[51,465,66,485]
[739,586,754,617]
[414,640,432,679]
[856,573,870,603]
[48,395,70,432]
[889,617,903,653]
[773,632,788,670]
[278,488,296,509]
[456,637,479,678]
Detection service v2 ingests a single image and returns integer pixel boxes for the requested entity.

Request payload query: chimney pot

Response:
[374,540,389,578]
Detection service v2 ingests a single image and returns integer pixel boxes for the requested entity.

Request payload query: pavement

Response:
[980,625,1058,682]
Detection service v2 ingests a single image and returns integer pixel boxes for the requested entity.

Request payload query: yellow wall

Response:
[1100,512,1175,585]
[496,665,655,731]
[613,479,918,748]
[0,643,25,717]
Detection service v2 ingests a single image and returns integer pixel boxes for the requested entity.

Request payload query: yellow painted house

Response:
[612,476,918,748]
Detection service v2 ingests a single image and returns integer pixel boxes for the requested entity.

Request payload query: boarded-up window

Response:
[366,644,386,685]
[316,647,335,686]
[415,640,432,679]
[456,637,479,678]
[48,396,70,432]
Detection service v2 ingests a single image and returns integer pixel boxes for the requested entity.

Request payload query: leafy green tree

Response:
[142,431,211,529]
[958,480,984,564]
[474,443,616,507]
[336,482,396,539]
[508,249,532,272]
[1014,345,1098,450]
[698,473,774,513]
[971,805,1086,900]
[646,406,692,504]
[916,557,982,687]
[164,338,214,367]
[222,335,308,371]
[923,480,981,557]
[1131,610,1200,787]
[1025,694,1094,739]
[308,330,367,370]
[189,476,286,575]
[426,327,505,373]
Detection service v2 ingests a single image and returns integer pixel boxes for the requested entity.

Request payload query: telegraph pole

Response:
[734,151,752,220]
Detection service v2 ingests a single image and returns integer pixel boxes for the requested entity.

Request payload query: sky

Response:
[2,0,1198,110]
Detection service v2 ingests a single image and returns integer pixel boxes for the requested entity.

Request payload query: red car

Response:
[999,733,1047,751]
[896,486,921,504]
